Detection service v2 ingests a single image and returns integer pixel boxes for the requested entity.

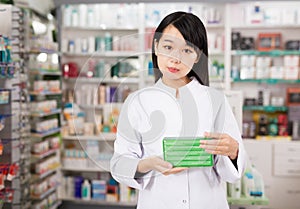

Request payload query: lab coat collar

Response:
[154,77,197,97]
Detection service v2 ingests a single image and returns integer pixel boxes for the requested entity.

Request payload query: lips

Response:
[167,67,179,73]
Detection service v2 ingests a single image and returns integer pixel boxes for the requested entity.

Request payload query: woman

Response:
[110,11,246,209]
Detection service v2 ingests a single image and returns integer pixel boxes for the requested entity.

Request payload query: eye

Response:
[163,45,172,50]
[183,48,194,54]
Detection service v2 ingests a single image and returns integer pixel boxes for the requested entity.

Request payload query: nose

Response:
[170,49,181,63]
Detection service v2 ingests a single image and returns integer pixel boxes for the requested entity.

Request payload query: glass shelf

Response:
[255,135,292,141]
[243,105,288,112]
[62,133,116,141]
[29,69,61,76]
[233,78,300,84]
[62,26,139,31]
[30,108,61,117]
[31,128,61,138]
[232,50,300,56]
[227,196,269,205]
[61,197,136,206]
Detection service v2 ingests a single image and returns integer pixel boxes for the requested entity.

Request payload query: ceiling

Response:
[53,0,299,7]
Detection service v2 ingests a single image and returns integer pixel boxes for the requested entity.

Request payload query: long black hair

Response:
[152,11,209,86]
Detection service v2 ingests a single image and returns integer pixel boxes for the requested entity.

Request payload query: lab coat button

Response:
[182,200,187,203]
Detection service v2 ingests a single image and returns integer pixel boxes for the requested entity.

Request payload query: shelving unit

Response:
[227,196,269,205]
[0,5,31,209]
[51,2,300,209]
[22,10,62,209]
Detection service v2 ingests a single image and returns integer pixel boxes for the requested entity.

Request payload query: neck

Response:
[161,76,192,89]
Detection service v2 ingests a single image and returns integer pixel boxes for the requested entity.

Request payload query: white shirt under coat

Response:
[110,78,247,209]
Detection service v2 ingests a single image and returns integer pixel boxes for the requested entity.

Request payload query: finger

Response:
[204,147,231,155]
[200,139,222,146]
[163,167,188,175]
[200,144,220,151]
[154,157,173,169]
[204,132,227,139]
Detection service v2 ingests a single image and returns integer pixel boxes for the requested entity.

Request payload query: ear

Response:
[194,52,201,63]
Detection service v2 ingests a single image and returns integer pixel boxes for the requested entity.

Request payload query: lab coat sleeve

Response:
[213,94,247,183]
[110,93,152,190]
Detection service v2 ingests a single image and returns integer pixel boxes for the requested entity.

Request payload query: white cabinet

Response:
[244,140,300,209]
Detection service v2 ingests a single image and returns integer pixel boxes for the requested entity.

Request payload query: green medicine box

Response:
[163,137,213,167]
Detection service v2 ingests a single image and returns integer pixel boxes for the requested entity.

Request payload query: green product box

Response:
[163,137,213,167]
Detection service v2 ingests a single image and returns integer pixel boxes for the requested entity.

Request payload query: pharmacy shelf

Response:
[63,51,139,58]
[61,197,137,207]
[62,133,116,141]
[243,105,288,112]
[231,50,300,56]
[255,135,292,141]
[208,51,225,56]
[29,69,62,76]
[31,165,61,182]
[65,77,139,84]
[31,128,61,138]
[30,108,61,117]
[62,26,138,31]
[227,196,269,205]
[29,91,62,96]
[31,148,59,161]
[61,166,108,172]
[206,23,224,29]
[231,24,300,29]
[49,200,62,209]
[29,49,59,55]
[79,104,103,109]
[232,79,300,84]
[31,185,59,200]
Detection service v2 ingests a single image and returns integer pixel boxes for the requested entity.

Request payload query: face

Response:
[155,25,199,86]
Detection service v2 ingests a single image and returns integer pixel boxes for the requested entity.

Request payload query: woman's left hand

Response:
[199,132,239,160]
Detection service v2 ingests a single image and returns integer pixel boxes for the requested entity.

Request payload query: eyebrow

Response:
[161,38,192,47]
[161,39,174,43]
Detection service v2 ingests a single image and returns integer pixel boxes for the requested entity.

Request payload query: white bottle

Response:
[63,5,72,27]
[232,180,241,198]
[82,179,91,200]
[71,8,79,27]
[252,166,264,197]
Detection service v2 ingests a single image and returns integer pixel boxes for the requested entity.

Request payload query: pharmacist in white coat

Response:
[110,11,246,209]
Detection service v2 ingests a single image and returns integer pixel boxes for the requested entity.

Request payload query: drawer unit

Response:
[273,143,300,177]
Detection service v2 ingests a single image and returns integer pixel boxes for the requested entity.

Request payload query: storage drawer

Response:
[273,143,300,177]
[274,143,300,156]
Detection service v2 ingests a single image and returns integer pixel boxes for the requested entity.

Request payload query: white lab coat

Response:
[110,78,246,209]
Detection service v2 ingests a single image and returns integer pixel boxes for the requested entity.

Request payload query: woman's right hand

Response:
[137,156,188,175]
